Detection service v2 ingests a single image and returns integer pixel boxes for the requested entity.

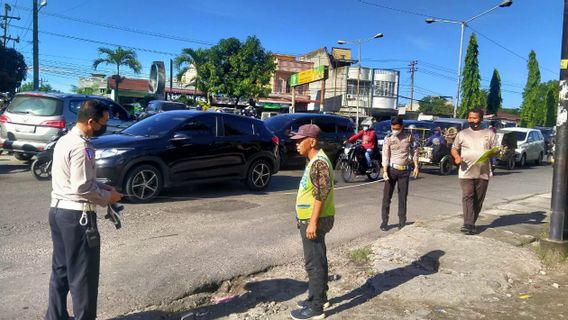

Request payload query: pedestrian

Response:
[451,108,498,235]
[45,100,123,320]
[289,124,335,320]
[380,116,419,231]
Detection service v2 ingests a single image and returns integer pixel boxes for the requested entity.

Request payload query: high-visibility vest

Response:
[296,150,335,220]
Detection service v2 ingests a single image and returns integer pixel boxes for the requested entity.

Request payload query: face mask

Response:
[391,129,402,136]
[362,126,369,131]
[469,122,481,129]
[92,122,107,137]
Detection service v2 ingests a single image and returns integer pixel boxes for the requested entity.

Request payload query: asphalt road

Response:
[0,155,553,319]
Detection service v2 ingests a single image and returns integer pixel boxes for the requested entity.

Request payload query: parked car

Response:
[0,92,135,161]
[93,111,280,203]
[264,113,355,167]
[138,100,188,120]
[500,127,545,167]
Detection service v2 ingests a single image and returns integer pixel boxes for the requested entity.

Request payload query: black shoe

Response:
[290,307,325,320]
[380,223,388,231]
[467,225,477,235]
[296,299,331,310]
[398,219,406,230]
[460,224,471,233]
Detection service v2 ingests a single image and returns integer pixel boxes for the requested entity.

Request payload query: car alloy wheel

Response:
[247,159,272,190]
[125,165,163,203]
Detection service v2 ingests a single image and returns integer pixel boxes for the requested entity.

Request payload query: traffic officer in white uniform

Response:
[45,99,122,320]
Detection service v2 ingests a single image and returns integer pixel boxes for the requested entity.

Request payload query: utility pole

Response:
[169,59,173,101]
[33,0,39,90]
[409,60,417,111]
[542,0,568,258]
[1,4,20,47]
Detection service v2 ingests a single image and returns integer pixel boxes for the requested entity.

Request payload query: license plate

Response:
[15,125,35,133]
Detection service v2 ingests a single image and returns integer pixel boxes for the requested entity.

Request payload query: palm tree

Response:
[175,48,208,104]
[93,47,142,102]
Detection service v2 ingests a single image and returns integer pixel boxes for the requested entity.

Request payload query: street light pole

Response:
[338,33,383,130]
[425,0,512,118]
[32,0,38,90]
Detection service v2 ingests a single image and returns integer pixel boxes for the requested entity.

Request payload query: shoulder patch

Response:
[85,148,95,160]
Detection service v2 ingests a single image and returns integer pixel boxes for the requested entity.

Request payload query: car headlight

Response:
[95,148,131,159]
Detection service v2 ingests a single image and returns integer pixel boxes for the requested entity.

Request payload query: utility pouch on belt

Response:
[85,228,100,248]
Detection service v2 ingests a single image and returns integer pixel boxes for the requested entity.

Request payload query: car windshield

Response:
[264,116,291,132]
[372,121,391,134]
[122,113,187,137]
[513,131,527,142]
[7,95,63,116]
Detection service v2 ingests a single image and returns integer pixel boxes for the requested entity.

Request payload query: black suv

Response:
[264,113,355,167]
[93,111,280,203]
[138,100,188,120]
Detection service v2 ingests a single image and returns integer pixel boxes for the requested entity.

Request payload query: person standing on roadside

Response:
[451,108,498,235]
[380,116,419,231]
[46,100,123,320]
[289,124,335,320]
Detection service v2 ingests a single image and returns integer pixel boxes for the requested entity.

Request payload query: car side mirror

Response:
[170,132,192,144]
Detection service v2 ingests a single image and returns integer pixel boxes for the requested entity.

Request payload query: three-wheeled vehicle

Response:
[416,127,456,175]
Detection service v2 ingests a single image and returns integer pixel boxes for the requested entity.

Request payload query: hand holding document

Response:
[473,146,501,165]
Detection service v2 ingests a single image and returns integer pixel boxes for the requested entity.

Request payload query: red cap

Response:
[290,124,321,140]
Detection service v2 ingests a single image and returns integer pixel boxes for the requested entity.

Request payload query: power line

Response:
[12,4,214,46]
[12,24,177,56]
[356,0,442,19]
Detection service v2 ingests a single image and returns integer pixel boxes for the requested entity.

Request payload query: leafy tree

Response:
[71,84,103,95]
[542,80,559,127]
[418,96,453,116]
[486,68,502,115]
[176,36,276,106]
[459,33,482,118]
[175,48,210,104]
[19,82,54,92]
[93,47,141,102]
[0,47,27,94]
[520,50,541,127]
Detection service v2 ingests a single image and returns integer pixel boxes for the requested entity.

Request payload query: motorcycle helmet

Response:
[361,119,373,131]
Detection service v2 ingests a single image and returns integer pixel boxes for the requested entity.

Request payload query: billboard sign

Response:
[290,65,327,87]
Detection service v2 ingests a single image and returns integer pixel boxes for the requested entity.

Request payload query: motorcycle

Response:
[336,141,382,183]
[31,129,67,181]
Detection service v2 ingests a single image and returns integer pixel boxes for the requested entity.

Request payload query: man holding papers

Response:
[451,108,499,235]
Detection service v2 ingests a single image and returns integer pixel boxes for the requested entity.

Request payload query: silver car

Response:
[0,92,135,161]
[500,127,546,167]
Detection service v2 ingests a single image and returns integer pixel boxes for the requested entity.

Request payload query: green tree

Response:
[486,68,502,115]
[459,33,482,118]
[71,84,102,95]
[0,47,27,94]
[418,96,453,116]
[175,48,210,104]
[520,50,541,127]
[177,36,276,106]
[19,82,54,92]
[542,80,559,127]
[93,47,142,102]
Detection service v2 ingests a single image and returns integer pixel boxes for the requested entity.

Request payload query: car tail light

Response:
[0,114,10,123]
[40,120,66,129]
[272,136,279,145]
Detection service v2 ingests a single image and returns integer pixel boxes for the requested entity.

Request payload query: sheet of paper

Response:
[473,146,501,165]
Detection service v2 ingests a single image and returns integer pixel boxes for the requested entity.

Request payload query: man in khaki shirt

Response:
[46,100,122,320]
[451,108,498,235]
[380,117,419,231]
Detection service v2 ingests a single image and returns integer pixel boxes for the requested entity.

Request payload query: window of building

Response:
[374,80,396,97]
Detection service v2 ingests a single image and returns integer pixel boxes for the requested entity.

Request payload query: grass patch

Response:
[350,247,373,264]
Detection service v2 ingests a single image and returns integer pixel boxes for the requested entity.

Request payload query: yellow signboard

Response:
[290,66,327,87]
[561,59,568,70]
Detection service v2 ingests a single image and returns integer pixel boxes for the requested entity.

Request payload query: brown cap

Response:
[290,124,321,140]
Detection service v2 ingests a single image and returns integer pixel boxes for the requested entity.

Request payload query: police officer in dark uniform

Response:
[45,100,122,320]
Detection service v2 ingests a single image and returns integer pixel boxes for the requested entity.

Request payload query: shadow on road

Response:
[476,211,546,234]
[325,250,445,317]
[0,162,31,174]
[492,170,521,176]
[112,279,307,320]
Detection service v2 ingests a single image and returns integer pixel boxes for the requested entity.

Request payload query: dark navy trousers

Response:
[45,207,100,320]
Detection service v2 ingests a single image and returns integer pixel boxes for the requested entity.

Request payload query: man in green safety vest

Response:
[289,124,335,320]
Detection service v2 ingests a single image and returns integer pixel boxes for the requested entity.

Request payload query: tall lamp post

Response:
[33,0,47,90]
[425,0,512,118]
[338,32,384,130]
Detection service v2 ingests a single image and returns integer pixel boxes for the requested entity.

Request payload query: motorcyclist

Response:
[425,127,445,146]
[348,119,376,173]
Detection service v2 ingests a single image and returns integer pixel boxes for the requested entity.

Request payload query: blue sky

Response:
[6,0,563,108]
